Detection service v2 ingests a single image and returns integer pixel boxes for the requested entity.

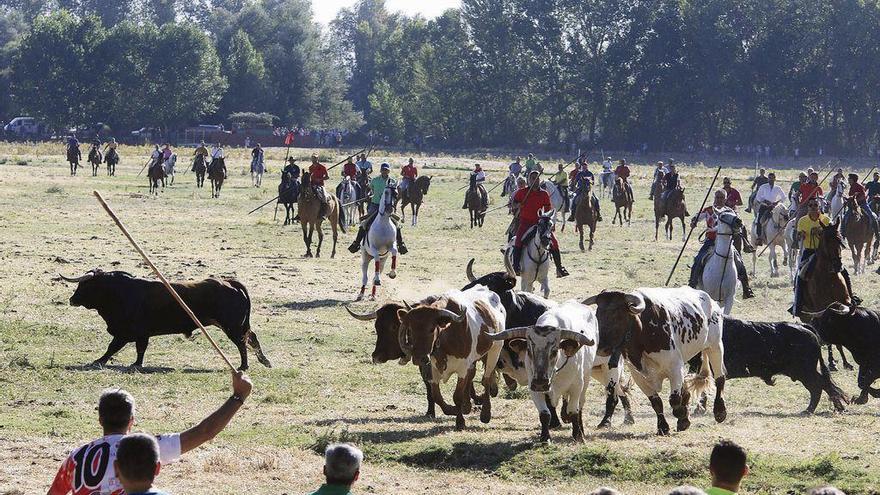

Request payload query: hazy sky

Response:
[313,0,461,25]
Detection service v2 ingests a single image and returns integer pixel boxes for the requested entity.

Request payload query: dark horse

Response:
[796,219,854,371]
[193,154,208,188]
[209,157,226,198]
[356,172,371,217]
[148,162,166,196]
[88,146,103,177]
[67,146,81,176]
[467,174,485,228]
[612,177,633,226]
[104,148,119,176]
[655,187,688,241]
[400,175,432,227]
[277,171,300,226]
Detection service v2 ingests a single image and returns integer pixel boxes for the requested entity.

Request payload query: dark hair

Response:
[115,433,159,483]
[710,440,747,484]
[848,173,858,182]
[98,389,135,431]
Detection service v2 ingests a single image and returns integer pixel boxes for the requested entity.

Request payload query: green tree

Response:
[219,29,267,115]
[368,79,404,141]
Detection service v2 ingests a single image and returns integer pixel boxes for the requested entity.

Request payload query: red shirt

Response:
[700,205,719,241]
[309,163,328,185]
[402,164,418,179]
[615,165,630,179]
[342,162,357,178]
[513,186,552,223]
[568,169,578,183]
[723,187,742,208]
[849,182,866,203]
[800,183,823,202]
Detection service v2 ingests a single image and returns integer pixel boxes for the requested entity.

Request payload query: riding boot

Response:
[789,280,800,315]
[396,228,408,255]
[512,246,523,276]
[688,263,700,289]
[348,227,365,253]
[841,269,862,305]
[550,248,569,278]
[735,254,755,299]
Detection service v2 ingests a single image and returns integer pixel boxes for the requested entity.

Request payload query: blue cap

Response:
[380,162,390,170]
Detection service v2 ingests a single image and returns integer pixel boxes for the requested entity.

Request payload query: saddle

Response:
[505,225,538,267]
[358,209,400,229]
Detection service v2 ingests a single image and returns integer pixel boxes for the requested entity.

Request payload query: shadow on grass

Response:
[62,363,212,374]
[280,298,347,310]
[395,439,532,471]
[306,414,442,427]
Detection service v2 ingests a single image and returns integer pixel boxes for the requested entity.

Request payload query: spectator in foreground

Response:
[589,487,623,495]
[807,487,845,495]
[707,440,749,495]
[669,486,708,495]
[48,371,252,495]
[310,443,363,495]
[114,434,167,495]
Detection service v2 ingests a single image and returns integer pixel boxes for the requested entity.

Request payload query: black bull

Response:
[61,270,272,370]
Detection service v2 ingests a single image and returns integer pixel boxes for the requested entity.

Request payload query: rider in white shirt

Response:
[754,172,787,241]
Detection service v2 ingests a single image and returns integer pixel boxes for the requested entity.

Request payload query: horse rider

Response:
[602,156,613,175]
[208,142,227,178]
[355,153,373,177]
[789,172,806,207]
[660,162,681,202]
[102,137,117,154]
[524,153,541,174]
[841,173,880,240]
[790,198,860,315]
[745,168,769,213]
[462,163,488,210]
[798,171,824,216]
[509,157,523,178]
[192,141,209,171]
[148,144,162,173]
[282,157,301,179]
[614,158,634,203]
[568,161,602,222]
[161,143,173,165]
[722,177,755,253]
[348,162,408,254]
[866,171,880,199]
[307,153,330,219]
[551,163,569,213]
[688,189,755,299]
[510,170,569,278]
[752,172,786,244]
[649,161,666,200]
[400,158,418,196]
[341,156,358,180]
[67,134,80,152]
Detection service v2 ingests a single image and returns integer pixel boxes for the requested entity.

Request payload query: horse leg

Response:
[330,218,338,258]
[578,225,585,252]
[371,258,383,301]
[315,223,324,258]
[839,345,853,371]
[303,222,313,257]
[357,252,369,301]
[654,216,660,241]
[589,225,595,250]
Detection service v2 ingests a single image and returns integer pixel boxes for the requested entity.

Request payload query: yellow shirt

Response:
[797,213,830,250]
[551,171,568,186]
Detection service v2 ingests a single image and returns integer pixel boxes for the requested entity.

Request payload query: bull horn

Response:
[436,308,465,322]
[58,271,97,283]
[560,329,595,347]
[345,306,378,321]
[402,300,413,310]
[582,294,599,306]
[801,309,826,318]
[624,293,646,314]
[466,258,477,282]
[827,302,852,315]
[486,326,531,341]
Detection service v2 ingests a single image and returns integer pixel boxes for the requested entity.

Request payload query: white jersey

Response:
[48,433,181,495]
[602,160,613,172]
[211,147,224,159]
[755,183,786,204]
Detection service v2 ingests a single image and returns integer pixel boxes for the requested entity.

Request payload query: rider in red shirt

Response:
[308,154,330,218]
[842,173,880,239]
[799,172,824,207]
[511,170,569,278]
[614,158,634,203]
[342,157,358,179]
[400,158,418,197]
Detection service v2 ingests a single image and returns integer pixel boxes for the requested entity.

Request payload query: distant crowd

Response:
[273,126,350,148]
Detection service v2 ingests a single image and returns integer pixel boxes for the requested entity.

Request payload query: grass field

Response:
[0,143,878,495]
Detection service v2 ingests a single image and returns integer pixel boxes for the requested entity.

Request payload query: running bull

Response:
[60,269,272,370]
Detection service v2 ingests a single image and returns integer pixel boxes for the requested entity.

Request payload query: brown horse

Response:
[611,177,633,226]
[400,176,431,227]
[299,172,344,258]
[844,197,874,274]
[797,219,853,370]
[193,154,207,188]
[88,147,103,177]
[148,163,166,195]
[575,180,597,251]
[209,158,226,198]
[467,182,485,228]
[655,188,688,241]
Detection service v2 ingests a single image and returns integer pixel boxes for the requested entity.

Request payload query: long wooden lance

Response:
[665,165,723,286]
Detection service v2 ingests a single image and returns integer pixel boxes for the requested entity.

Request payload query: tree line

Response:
[2,0,880,155]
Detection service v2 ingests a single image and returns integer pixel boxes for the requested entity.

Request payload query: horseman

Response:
[798,171,824,216]
[753,172,786,244]
[161,143,173,167]
[723,177,754,253]
[400,158,418,196]
[307,153,331,219]
[148,144,162,173]
[282,157,301,179]
[688,190,755,299]
[745,168,769,213]
[355,153,372,177]
[660,162,681,202]
[614,158,634,204]
[841,173,880,240]
[866,171,880,200]
[509,157,523,178]
[524,153,541,174]
[348,162,407,254]
[567,161,602,222]
[208,142,226,178]
[335,156,358,198]
[649,161,666,200]
[192,141,209,171]
[511,170,569,278]
[550,163,569,214]
[462,163,488,210]
[791,198,859,315]
[789,172,807,208]
[66,134,82,161]
[602,156,613,175]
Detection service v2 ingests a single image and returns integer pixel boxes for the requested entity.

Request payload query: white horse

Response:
[542,180,567,231]
[829,181,846,222]
[501,173,518,213]
[600,170,615,198]
[163,154,177,186]
[751,203,791,278]
[338,177,358,227]
[698,210,741,315]
[357,181,398,301]
[505,209,553,298]
[251,153,265,187]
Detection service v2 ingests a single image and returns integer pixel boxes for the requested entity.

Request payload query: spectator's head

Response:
[98,388,135,434]
[606,156,612,161]
[807,486,846,495]
[589,487,622,495]
[256,143,261,148]
[807,167,815,175]
[113,433,160,494]
[667,486,707,495]
[474,163,482,170]
[323,443,363,486]
[709,440,749,492]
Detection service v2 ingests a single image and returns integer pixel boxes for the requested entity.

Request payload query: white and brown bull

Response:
[396,286,506,430]
[583,287,726,436]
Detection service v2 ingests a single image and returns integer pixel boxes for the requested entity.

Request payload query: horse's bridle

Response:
[528,218,553,264]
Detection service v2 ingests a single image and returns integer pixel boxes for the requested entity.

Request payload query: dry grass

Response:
[0,143,878,494]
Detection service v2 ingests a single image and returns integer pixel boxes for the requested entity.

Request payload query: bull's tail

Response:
[684,351,715,397]
[228,279,272,368]
[818,352,848,411]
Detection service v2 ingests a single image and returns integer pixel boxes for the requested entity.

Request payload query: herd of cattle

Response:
[57,252,877,441]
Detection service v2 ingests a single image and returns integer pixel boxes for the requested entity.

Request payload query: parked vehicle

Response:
[3,117,47,139]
